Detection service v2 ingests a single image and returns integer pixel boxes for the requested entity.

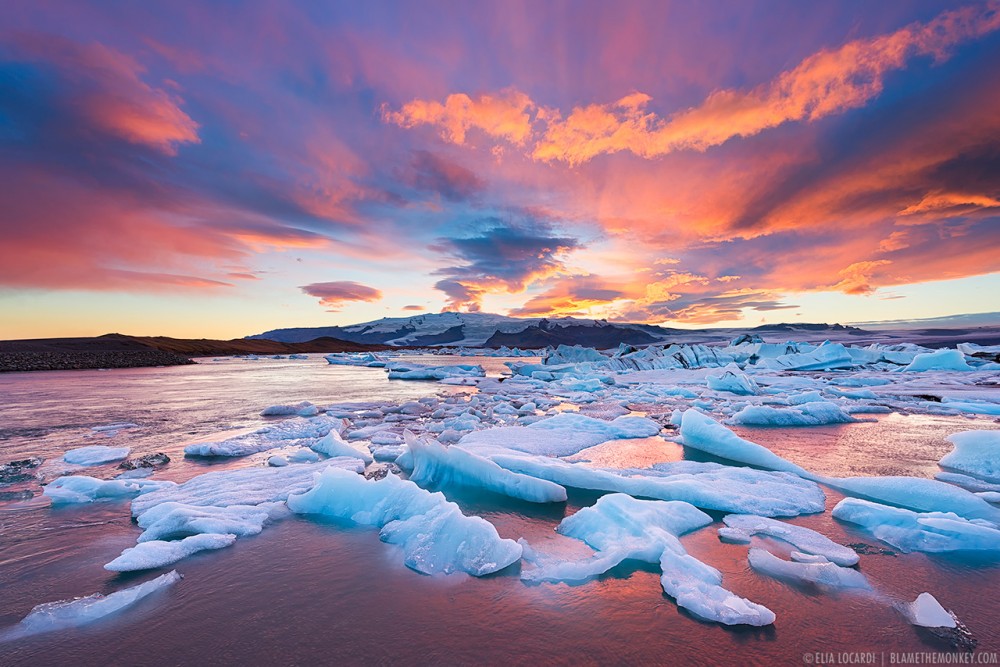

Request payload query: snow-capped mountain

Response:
[247,311,668,346]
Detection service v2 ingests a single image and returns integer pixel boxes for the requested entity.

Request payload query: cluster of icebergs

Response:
[8,339,999,640]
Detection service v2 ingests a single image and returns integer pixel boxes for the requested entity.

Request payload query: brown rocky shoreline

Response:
[0,333,390,373]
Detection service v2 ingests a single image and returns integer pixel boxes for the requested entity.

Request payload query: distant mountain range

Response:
[247,312,875,348]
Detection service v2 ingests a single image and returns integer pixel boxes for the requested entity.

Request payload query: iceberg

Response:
[822,475,1000,523]
[63,445,131,466]
[260,401,320,417]
[491,455,824,517]
[747,548,870,589]
[718,515,858,566]
[728,402,856,427]
[903,349,973,372]
[939,431,1000,483]
[105,534,236,572]
[2,571,181,640]
[706,369,760,395]
[679,410,812,478]
[287,467,521,576]
[831,498,1000,552]
[407,434,567,503]
[135,502,273,542]
[183,416,344,458]
[522,494,774,625]
[131,460,363,517]
[902,593,956,628]
[43,476,175,505]
[386,363,485,381]
[311,430,374,464]
[660,545,776,626]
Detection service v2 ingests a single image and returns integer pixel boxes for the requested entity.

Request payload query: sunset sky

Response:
[2,0,999,339]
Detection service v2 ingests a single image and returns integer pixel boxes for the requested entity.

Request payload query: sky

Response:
[1,0,999,340]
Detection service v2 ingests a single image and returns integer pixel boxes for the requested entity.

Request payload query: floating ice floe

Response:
[406,433,566,503]
[821,475,1000,523]
[728,401,857,427]
[386,362,485,381]
[260,401,320,417]
[831,498,1000,552]
[63,446,131,466]
[706,368,759,395]
[718,515,858,566]
[105,534,236,572]
[903,349,973,372]
[324,352,387,367]
[458,413,659,458]
[747,548,870,589]
[183,415,344,457]
[287,467,521,576]
[311,430,373,463]
[521,494,774,626]
[131,460,363,516]
[491,455,824,517]
[678,410,812,478]
[43,476,176,505]
[901,593,956,628]
[1,571,181,641]
[135,502,275,542]
[939,431,1000,483]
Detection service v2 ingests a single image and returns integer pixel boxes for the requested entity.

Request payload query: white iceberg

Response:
[822,475,1000,523]
[903,349,972,372]
[939,431,1000,483]
[287,467,521,576]
[407,434,566,503]
[491,455,824,517]
[831,498,1000,552]
[63,446,131,466]
[136,502,273,542]
[311,430,374,464]
[706,369,759,395]
[728,402,856,427]
[386,363,485,381]
[679,410,812,478]
[2,571,181,640]
[43,476,175,505]
[718,515,858,566]
[105,534,236,572]
[901,593,956,628]
[747,548,870,589]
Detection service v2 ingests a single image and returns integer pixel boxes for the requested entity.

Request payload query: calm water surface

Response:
[1,357,998,666]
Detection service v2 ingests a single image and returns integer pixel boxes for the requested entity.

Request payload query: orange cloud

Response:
[385,2,1000,165]
[382,88,535,146]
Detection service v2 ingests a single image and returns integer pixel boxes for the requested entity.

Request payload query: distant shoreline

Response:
[0,333,391,373]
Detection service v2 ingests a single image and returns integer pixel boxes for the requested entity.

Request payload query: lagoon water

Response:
[1,356,998,665]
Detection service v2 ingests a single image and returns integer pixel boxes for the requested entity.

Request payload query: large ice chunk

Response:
[660,545,776,626]
[831,498,1000,552]
[386,362,485,381]
[131,460,363,517]
[728,402,856,427]
[105,534,236,572]
[63,446,130,466]
[902,593,957,628]
[1,571,181,640]
[458,413,660,458]
[940,431,1000,483]
[407,434,566,503]
[287,467,521,576]
[43,476,175,505]
[903,349,972,372]
[521,494,775,626]
[135,502,273,542]
[679,410,812,478]
[822,475,1000,523]
[706,369,759,395]
[311,430,374,464]
[491,455,824,517]
[183,416,344,458]
[718,515,858,566]
[747,548,870,589]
